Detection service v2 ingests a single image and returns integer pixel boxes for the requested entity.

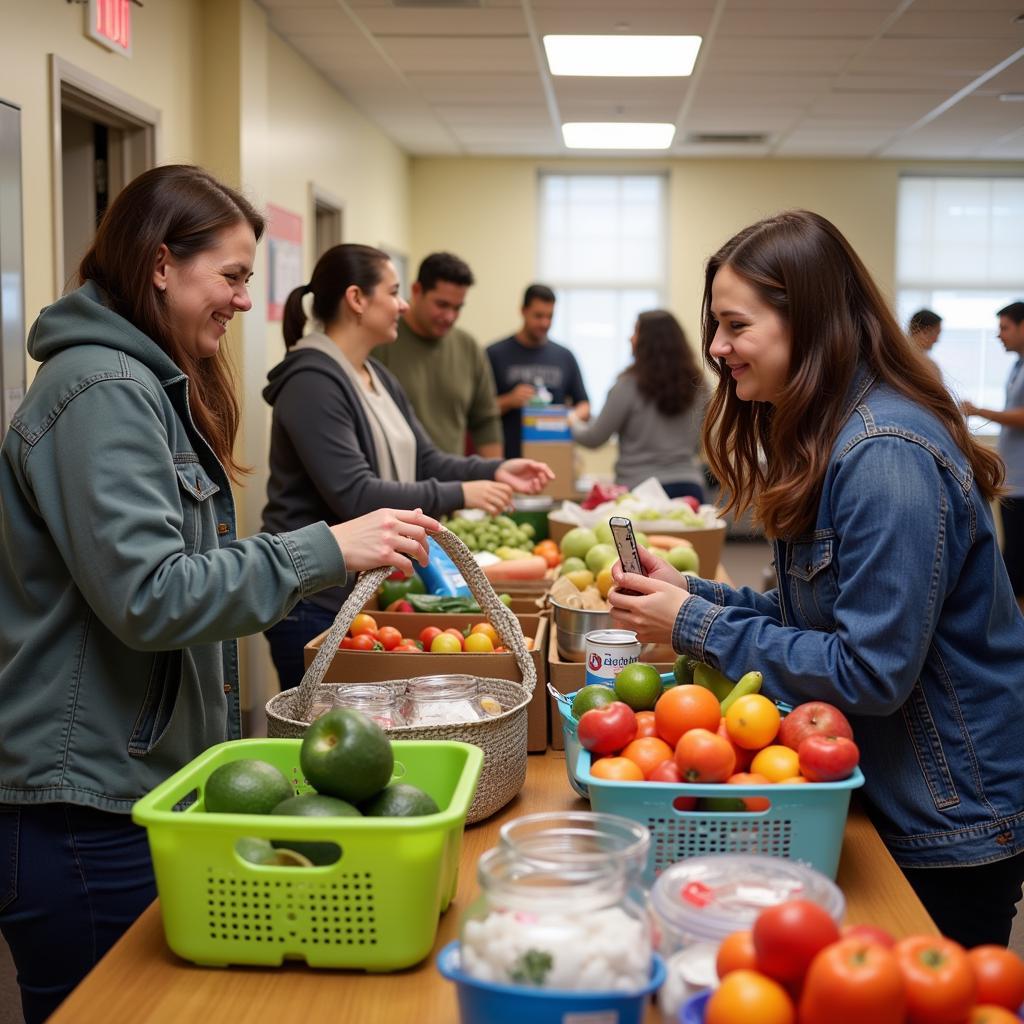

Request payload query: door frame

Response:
[49,55,161,297]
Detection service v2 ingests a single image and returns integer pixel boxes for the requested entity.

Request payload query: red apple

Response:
[798,734,860,782]
[842,923,896,948]
[778,701,854,751]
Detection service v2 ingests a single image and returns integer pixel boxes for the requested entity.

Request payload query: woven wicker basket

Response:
[265,528,536,824]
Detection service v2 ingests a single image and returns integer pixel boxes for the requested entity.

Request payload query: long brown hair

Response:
[78,164,265,480]
[700,209,1004,538]
[626,309,703,417]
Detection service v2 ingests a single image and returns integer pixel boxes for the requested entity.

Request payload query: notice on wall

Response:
[266,204,303,322]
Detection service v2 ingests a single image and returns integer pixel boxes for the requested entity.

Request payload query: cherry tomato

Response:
[726,772,771,811]
[649,760,683,784]
[376,626,403,651]
[634,710,658,738]
[348,633,381,651]
[577,702,637,755]
[350,613,378,637]
[470,622,500,646]
[674,728,736,782]
[430,633,463,654]
[841,923,896,948]
[968,945,1024,1011]
[620,737,675,779]
[589,756,644,782]
[339,636,356,650]
[443,627,466,650]
[894,935,976,1024]
[724,694,781,750]
[705,969,795,1024]
[393,641,419,652]
[798,937,906,1024]
[419,626,442,648]
[753,899,841,985]
[464,632,495,653]
[654,684,721,746]
[716,930,758,979]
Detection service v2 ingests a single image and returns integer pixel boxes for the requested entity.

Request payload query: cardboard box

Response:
[522,405,571,442]
[547,514,727,579]
[304,612,549,751]
[547,624,676,750]
[522,440,578,500]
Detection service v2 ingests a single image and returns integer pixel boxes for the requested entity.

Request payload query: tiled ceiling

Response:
[257,0,1024,158]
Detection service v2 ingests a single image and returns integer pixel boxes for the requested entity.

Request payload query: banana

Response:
[693,662,735,703]
[719,670,764,714]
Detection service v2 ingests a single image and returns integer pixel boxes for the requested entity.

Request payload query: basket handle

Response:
[291,526,537,722]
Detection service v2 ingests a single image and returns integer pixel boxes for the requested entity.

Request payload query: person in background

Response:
[487,284,591,458]
[609,210,1024,948]
[0,166,439,1024]
[909,308,943,352]
[568,309,707,501]
[373,252,503,457]
[960,301,1024,611]
[262,244,554,689]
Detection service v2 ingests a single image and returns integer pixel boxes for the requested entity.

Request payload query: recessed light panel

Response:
[561,122,676,150]
[544,35,702,77]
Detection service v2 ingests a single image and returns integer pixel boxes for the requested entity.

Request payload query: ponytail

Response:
[283,283,311,348]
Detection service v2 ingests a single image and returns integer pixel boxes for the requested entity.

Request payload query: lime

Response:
[204,759,293,815]
[570,684,617,720]
[271,792,361,865]
[235,836,276,864]
[614,663,663,711]
[360,782,440,817]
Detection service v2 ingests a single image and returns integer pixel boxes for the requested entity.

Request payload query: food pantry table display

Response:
[51,751,937,1024]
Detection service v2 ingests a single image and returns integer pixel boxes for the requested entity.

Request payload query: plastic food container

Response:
[650,854,845,1020]
[438,941,665,1024]
[510,495,553,543]
[131,737,482,971]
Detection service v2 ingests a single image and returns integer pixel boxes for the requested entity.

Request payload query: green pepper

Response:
[378,573,426,609]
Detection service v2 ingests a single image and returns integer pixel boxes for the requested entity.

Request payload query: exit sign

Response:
[87,0,132,58]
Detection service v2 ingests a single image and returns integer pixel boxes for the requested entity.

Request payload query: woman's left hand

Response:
[495,458,556,494]
[607,570,690,645]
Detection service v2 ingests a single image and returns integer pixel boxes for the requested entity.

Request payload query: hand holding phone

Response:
[609,516,646,597]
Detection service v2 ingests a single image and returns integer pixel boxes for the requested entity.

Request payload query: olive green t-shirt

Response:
[374,319,503,456]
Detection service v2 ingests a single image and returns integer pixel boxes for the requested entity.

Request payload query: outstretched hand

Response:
[495,458,556,494]
[330,507,440,576]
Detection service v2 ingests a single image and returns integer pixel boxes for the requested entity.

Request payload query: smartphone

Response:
[609,516,647,596]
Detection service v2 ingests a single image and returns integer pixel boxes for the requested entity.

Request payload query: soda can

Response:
[584,629,642,688]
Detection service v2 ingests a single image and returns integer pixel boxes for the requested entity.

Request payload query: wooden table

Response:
[52,750,936,1024]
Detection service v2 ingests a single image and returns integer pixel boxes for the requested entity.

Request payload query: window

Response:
[896,176,1024,435]
[538,174,667,408]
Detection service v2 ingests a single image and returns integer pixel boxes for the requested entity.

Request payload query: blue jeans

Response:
[264,598,337,691]
[0,803,156,1024]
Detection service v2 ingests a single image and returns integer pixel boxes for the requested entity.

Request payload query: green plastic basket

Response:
[132,738,483,971]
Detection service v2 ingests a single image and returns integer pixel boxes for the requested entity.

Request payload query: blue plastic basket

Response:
[438,940,665,1024]
[576,748,864,885]
[680,990,710,1023]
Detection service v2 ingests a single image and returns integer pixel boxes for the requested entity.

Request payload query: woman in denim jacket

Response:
[610,210,1024,946]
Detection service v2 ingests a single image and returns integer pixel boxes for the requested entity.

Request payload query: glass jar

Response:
[332,684,406,729]
[399,675,504,727]
[460,844,651,992]
[649,854,845,1020]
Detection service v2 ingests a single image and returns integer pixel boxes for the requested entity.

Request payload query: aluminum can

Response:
[584,629,642,687]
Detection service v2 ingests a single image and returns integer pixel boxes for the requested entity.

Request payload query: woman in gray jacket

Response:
[0,166,437,1023]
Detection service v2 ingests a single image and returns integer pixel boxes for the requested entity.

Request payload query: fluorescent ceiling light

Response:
[562,122,676,150]
[544,35,701,77]
[999,92,1024,102]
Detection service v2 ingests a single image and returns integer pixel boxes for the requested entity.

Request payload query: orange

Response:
[590,757,644,782]
[725,694,781,750]
[751,744,800,782]
[620,737,674,779]
[705,969,795,1024]
[653,684,721,746]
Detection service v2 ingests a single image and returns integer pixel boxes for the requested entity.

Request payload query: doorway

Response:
[309,184,343,259]
[50,56,159,296]
[0,99,25,433]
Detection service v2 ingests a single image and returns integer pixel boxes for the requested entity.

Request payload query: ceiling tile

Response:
[433,103,552,125]
[356,8,527,35]
[887,9,1024,37]
[718,9,891,37]
[265,7,356,33]
[376,35,536,74]
[406,73,547,104]
[532,10,712,34]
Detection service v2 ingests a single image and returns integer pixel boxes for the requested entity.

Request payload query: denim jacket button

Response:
[223,683,233,694]
[217,523,229,536]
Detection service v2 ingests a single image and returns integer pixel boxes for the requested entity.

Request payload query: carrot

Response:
[482,555,549,582]
[646,534,694,550]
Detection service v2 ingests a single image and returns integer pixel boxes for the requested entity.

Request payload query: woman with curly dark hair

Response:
[569,309,707,500]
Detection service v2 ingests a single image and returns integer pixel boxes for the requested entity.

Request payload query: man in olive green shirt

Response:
[374,252,503,457]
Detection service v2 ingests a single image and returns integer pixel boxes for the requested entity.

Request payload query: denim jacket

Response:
[673,369,1024,867]
[0,284,347,813]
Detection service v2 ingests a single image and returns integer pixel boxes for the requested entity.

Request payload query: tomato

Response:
[967,1007,1021,1024]
[724,694,781,750]
[798,937,906,1024]
[464,632,495,653]
[841,923,896,948]
[705,969,795,1024]
[893,935,976,1024]
[726,772,771,811]
[750,744,800,782]
[633,710,658,738]
[753,899,841,985]
[339,636,356,650]
[674,728,736,782]
[649,760,683,784]
[589,756,644,782]
[348,633,381,651]
[533,541,561,568]
[470,622,500,646]
[968,945,1024,1010]
[430,633,463,654]
[419,626,443,648]
[653,684,721,746]
[376,626,404,651]
[798,734,860,782]
[578,702,637,755]
[443,627,466,650]
[350,613,378,637]
[716,716,754,771]
[620,736,675,779]
[716,930,758,979]
[393,641,420,652]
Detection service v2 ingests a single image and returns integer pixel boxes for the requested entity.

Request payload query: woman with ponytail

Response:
[262,244,553,688]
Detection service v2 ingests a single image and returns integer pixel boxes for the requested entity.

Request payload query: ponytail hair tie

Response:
[303,283,313,295]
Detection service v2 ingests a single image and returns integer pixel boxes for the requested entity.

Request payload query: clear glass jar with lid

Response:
[459,843,651,992]
[332,684,406,729]
[399,674,504,727]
